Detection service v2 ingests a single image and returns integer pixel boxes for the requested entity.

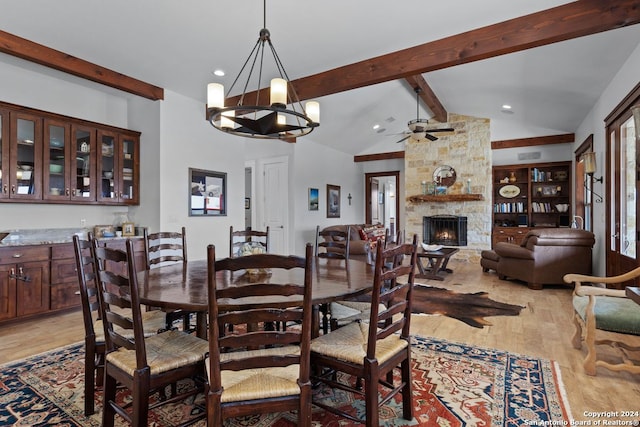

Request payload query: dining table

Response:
[136,256,375,338]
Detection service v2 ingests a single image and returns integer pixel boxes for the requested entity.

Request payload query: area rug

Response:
[0,335,571,426]
[412,285,525,328]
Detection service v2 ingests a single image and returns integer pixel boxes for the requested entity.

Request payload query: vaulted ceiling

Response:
[1,1,639,155]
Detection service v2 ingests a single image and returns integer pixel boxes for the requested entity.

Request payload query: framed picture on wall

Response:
[326,184,340,218]
[189,168,227,216]
[308,188,319,211]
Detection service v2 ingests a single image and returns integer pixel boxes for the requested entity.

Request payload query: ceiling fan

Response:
[395,87,454,143]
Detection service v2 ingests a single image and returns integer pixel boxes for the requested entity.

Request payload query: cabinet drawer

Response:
[0,246,50,264]
[51,243,75,260]
[50,282,81,310]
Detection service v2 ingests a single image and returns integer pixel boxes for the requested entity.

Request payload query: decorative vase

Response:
[508,172,517,183]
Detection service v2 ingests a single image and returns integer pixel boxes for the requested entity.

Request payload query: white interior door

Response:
[261,156,289,255]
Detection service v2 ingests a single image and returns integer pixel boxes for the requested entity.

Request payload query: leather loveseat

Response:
[493,228,595,290]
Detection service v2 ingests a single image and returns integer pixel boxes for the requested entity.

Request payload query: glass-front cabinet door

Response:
[97,129,117,203]
[10,112,42,200]
[0,109,8,199]
[119,133,139,204]
[71,125,96,201]
[43,119,70,200]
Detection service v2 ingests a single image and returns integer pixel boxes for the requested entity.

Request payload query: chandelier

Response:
[206,0,319,140]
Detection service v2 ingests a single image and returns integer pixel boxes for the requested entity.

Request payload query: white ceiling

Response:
[1,0,639,155]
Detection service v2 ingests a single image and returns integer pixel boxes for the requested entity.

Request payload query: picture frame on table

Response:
[326,184,341,218]
[122,222,135,237]
[308,187,319,211]
[93,225,115,238]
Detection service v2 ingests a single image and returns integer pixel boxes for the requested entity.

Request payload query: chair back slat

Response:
[144,227,187,269]
[207,243,313,381]
[230,226,270,257]
[315,226,351,260]
[366,234,418,359]
[73,235,100,337]
[93,240,148,364]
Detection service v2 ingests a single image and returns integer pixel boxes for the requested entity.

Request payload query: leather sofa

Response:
[493,228,595,290]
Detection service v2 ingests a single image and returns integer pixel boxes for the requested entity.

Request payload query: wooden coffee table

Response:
[415,247,459,280]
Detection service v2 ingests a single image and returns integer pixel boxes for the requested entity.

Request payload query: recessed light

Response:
[501,104,514,114]
[373,124,380,130]
[214,69,225,77]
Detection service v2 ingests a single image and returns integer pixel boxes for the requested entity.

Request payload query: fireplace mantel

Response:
[408,194,484,203]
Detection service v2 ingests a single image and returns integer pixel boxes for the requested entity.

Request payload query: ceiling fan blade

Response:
[395,135,411,144]
[427,128,455,132]
[425,133,438,141]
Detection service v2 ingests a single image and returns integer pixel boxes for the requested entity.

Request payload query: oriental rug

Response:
[0,335,571,426]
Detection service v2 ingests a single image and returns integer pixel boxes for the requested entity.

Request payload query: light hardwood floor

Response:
[1,260,638,423]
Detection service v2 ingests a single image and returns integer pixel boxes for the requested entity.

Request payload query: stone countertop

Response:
[0,228,143,247]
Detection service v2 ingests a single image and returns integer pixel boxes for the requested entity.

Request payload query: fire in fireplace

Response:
[423,215,467,246]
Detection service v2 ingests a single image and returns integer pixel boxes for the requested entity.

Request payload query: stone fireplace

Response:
[404,113,492,263]
[423,215,468,246]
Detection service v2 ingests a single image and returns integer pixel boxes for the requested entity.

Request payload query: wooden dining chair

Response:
[229,225,269,257]
[143,227,193,331]
[143,226,187,269]
[315,225,350,260]
[310,234,418,427]
[205,243,314,427]
[328,229,406,331]
[73,234,167,416]
[93,239,208,427]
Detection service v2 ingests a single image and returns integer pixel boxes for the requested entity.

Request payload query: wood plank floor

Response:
[1,260,638,422]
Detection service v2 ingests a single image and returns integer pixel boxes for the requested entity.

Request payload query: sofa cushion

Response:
[361,224,385,241]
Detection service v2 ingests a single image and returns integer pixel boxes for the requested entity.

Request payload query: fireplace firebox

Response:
[423,215,467,246]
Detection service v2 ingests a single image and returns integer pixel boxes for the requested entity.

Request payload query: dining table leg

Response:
[196,312,208,339]
[311,305,321,338]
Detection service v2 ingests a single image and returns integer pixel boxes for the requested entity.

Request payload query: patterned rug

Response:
[0,335,572,426]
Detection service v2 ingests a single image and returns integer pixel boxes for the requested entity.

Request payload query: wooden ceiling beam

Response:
[0,30,164,101]
[491,133,575,149]
[354,151,405,163]
[228,0,640,106]
[404,75,448,123]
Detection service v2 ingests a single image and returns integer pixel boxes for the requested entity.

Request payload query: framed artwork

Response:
[122,222,135,236]
[326,184,340,218]
[189,168,227,216]
[308,187,319,211]
[93,225,115,238]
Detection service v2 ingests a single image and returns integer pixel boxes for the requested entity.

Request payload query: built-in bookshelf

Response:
[492,161,571,246]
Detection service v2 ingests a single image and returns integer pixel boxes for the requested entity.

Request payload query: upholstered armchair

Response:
[564,268,640,376]
[494,228,595,290]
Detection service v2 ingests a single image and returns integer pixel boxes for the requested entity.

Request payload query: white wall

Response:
[492,143,574,166]
[290,140,364,255]
[574,42,640,275]
[157,90,245,261]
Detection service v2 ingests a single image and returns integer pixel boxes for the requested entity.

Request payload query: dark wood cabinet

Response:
[50,243,81,310]
[0,100,140,206]
[97,130,140,204]
[0,237,147,325]
[492,161,572,247]
[0,246,50,321]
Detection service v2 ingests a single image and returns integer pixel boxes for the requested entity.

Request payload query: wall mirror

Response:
[189,168,227,216]
[433,165,457,187]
